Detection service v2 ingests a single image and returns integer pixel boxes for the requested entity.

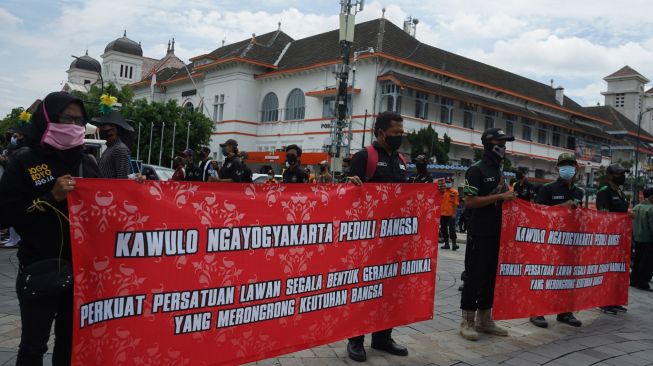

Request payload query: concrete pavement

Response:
[0,236,652,366]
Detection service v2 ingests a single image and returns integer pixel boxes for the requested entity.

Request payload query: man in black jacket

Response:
[596,163,629,314]
[217,139,245,182]
[513,170,535,202]
[459,127,515,341]
[529,153,584,328]
[346,111,408,362]
[410,155,433,183]
[282,144,308,183]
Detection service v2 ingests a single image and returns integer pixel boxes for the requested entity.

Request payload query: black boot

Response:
[441,242,450,249]
[452,242,459,251]
[556,313,582,327]
[347,339,366,362]
[371,338,408,356]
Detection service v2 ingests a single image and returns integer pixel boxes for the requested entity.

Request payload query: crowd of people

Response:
[0,91,649,365]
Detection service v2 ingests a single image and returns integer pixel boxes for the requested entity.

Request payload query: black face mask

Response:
[416,163,427,172]
[384,135,403,151]
[286,154,298,165]
[99,129,112,140]
[221,147,229,156]
[613,174,626,186]
[483,143,505,165]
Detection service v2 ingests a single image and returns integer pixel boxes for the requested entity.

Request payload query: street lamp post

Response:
[632,107,653,205]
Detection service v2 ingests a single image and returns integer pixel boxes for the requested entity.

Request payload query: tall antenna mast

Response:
[331,0,365,158]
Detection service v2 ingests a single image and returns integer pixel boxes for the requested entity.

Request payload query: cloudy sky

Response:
[1,0,653,116]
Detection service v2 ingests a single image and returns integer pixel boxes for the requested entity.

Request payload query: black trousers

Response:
[461,235,500,311]
[16,272,73,366]
[440,216,457,245]
[349,328,392,344]
[631,241,653,288]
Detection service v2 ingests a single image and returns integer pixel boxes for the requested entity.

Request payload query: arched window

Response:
[184,102,194,112]
[285,88,305,120]
[261,92,279,122]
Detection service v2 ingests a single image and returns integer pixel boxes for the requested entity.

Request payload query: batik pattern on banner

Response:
[493,199,631,320]
[68,180,440,366]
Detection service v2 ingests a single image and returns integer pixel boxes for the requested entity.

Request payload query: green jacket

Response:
[632,200,653,243]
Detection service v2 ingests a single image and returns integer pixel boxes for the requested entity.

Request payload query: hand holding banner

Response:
[68,180,440,365]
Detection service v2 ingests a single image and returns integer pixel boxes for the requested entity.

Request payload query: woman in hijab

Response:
[0,91,100,365]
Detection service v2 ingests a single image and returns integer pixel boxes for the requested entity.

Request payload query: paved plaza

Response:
[0,238,652,366]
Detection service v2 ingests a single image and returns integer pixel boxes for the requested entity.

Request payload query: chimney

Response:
[555,87,564,106]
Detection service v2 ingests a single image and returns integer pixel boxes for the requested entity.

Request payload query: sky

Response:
[1,0,653,117]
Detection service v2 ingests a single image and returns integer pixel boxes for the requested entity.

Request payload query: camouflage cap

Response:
[557,152,577,165]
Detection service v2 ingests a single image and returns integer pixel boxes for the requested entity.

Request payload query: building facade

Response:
[63,31,185,94]
[130,18,628,184]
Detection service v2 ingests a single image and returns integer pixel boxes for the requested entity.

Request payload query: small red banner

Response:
[493,199,631,320]
[68,180,440,365]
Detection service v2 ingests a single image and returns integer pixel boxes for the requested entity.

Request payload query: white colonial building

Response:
[63,31,185,94]
[52,17,652,187]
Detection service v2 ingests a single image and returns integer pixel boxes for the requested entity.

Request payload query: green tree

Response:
[503,157,513,172]
[120,99,214,167]
[618,159,633,173]
[0,108,24,140]
[406,124,451,164]
[70,82,134,120]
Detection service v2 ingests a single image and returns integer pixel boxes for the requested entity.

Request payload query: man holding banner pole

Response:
[459,128,515,341]
[529,152,584,328]
[346,111,409,362]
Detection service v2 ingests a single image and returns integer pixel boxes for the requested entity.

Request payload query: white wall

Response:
[67,68,98,86]
[129,58,615,170]
[101,51,143,87]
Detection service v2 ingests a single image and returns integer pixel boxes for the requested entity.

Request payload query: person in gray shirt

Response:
[91,111,134,179]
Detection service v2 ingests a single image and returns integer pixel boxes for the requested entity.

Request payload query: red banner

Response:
[68,180,440,366]
[493,199,631,320]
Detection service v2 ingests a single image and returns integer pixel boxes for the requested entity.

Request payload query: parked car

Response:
[252,173,283,184]
[141,164,175,181]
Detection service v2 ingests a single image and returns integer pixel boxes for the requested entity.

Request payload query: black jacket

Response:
[0,147,100,266]
[350,142,408,183]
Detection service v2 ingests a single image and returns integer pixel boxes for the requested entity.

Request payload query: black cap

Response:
[643,188,653,199]
[481,128,515,143]
[220,139,238,147]
[606,164,626,175]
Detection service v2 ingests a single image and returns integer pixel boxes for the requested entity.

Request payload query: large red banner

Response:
[68,180,440,365]
[493,199,631,320]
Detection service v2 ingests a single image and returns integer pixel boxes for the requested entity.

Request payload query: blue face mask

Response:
[10,136,18,145]
[559,166,576,181]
